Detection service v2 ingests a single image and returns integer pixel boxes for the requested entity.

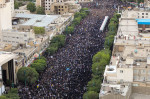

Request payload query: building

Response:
[36,0,82,14]
[50,1,81,15]
[50,3,69,15]
[14,5,30,14]
[99,9,150,99]
[0,43,12,52]
[0,51,16,95]
[144,0,150,9]
[13,13,60,31]
[0,0,12,41]
[36,0,64,14]
[1,29,35,48]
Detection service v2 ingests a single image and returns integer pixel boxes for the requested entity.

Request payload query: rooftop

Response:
[14,13,61,27]
[0,51,16,66]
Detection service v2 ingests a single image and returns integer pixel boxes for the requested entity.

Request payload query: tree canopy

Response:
[83,91,99,99]
[17,67,39,85]
[30,58,46,73]
[36,6,45,14]
[0,88,20,99]
[46,35,66,55]
[33,27,45,34]
[27,2,36,12]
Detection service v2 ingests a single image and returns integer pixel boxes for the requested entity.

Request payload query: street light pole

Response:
[24,71,26,87]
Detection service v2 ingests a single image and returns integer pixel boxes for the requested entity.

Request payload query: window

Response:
[133,70,138,74]
[62,6,63,8]
[142,13,144,15]
[120,70,123,73]
[141,69,146,74]
[142,16,144,18]
[133,76,137,80]
[146,13,148,15]
[148,70,150,74]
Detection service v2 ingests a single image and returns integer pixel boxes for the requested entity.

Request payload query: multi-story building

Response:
[99,9,150,99]
[0,51,16,95]
[36,0,63,14]
[50,1,81,15]
[0,0,12,41]
[2,29,35,47]
[36,0,82,14]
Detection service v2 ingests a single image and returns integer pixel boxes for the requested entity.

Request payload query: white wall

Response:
[0,2,12,30]
[2,30,35,47]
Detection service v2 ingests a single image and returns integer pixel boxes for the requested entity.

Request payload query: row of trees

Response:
[46,8,89,55]
[0,88,20,99]
[83,14,121,99]
[46,35,66,55]
[64,8,89,35]
[104,13,121,49]
[17,57,46,85]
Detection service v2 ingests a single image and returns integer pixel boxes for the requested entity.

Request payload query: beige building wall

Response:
[2,30,35,47]
[117,68,133,82]
[0,2,12,41]
[50,3,68,15]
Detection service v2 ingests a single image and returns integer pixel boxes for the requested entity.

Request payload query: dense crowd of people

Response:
[18,0,129,98]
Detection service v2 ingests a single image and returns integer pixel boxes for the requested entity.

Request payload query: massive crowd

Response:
[18,0,129,98]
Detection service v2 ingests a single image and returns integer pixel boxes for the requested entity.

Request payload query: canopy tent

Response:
[136,19,150,25]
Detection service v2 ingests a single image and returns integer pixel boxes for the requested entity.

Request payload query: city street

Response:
[18,0,129,98]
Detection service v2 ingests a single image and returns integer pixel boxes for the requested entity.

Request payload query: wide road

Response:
[19,0,129,99]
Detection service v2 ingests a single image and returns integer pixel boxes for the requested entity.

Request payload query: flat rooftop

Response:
[13,47,36,58]
[14,13,60,27]
[0,51,16,66]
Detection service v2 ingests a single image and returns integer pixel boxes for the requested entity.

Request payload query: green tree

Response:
[87,78,101,92]
[4,88,20,99]
[31,59,46,73]
[46,46,58,55]
[83,91,99,99]
[65,26,74,34]
[27,2,36,12]
[33,27,45,34]
[17,67,39,85]
[36,6,45,14]
[72,16,82,25]
[104,35,114,49]
[14,1,19,9]
[106,31,116,37]
[74,12,81,18]
[0,96,7,99]
[92,49,110,63]
[51,35,66,47]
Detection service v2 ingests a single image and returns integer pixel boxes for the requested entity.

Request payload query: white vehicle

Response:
[100,16,109,32]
